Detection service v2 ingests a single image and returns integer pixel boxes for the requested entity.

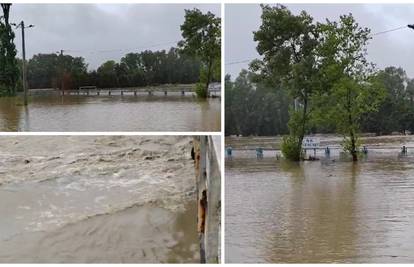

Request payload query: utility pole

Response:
[60,49,64,90]
[21,21,28,106]
[12,21,34,106]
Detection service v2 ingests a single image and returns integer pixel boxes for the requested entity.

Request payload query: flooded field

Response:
[0,95,220,132]
[226,135,414,263]
[0,136,199,263]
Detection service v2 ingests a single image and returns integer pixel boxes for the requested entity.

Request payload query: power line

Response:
[372,25,408,36]
[225,59,254,66]
[226,25,411,66]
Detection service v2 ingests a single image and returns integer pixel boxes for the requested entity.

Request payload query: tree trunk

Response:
[347,87,358,162]
[204,59,213,97]
[297,93,308,161]
[350,129,358,161]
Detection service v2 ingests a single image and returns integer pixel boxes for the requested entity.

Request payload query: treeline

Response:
[227,4,414,161]
[226,66,414,137]
[1,6,220,98]
[26,47,204,90]
[225,71,290,136]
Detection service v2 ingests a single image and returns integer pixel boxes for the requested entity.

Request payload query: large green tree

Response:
[315,14,385,161]
[251,4,320,161]
[0,3,19,96]
[179,8,221,98]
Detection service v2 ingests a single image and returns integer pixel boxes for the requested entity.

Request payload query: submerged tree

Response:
[315,14,385,161]
[0,3,19,96]
[251,4,320,161]
[179,8,221,98]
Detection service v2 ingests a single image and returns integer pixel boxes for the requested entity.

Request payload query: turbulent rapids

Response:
[0,136,199,263]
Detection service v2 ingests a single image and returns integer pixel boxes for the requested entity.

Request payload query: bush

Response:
[195,82,208,98]
[281,135,302,161]
[0,84,16,97]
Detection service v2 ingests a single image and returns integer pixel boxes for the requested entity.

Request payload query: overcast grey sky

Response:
[226,4,414,79]
[10,4,220,70]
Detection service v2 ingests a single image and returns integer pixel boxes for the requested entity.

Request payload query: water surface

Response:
[0,136,199,263]
[0,95,220,131]
[226,136,414,263]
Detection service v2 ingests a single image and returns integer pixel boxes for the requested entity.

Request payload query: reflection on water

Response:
[226,146,414,263]
[0,95,220,131]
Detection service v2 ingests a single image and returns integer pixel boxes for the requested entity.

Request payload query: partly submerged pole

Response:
[20,21,27,106]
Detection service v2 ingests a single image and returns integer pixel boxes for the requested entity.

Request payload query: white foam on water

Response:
[0,136,196,239]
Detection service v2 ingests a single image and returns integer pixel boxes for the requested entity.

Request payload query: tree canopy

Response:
[0,3,19,96]
[25,47,205,90]
[179,8,221,97]
[226,5,411,161]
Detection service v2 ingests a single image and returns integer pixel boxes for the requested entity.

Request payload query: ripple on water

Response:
[226,150,414,263]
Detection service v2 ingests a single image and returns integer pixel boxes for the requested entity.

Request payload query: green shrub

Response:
[281,135,302,161]
[195,82,208,98]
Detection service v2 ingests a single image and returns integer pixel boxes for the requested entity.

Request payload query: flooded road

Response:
[226,135,414,263]
[0,95,220,132]
[0,136,199,263]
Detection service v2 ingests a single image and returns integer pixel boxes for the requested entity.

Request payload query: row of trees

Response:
[226,66,414,137]
[227,5,411,161]
[26,48,204,90]
[0,6,221,98]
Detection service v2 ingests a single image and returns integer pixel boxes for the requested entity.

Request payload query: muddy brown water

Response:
[0,136,199,263]
[225,135,414,263]
[0,95,220,131]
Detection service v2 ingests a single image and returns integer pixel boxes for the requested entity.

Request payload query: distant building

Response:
[208,82,221,93]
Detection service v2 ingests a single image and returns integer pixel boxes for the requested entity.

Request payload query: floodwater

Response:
[0,94,220,132]
[226,135,414,263]
[0,136,199,263]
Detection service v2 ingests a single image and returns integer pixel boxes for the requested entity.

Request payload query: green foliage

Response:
[250,4,320,159]
[225,69,290,136]
[315,14,384,160]
[226,5,414,159]
[27,53,88,89]
[0,12,19,96]
[195,65,209,97]
[281,135,302,161]
[195,82,207,98]
[179,8,221,98]
[179,8,220,65]
[362,67,414,135]
[26,48,203,89]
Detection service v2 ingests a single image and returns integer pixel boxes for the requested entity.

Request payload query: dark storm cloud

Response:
[9,3,220,70]
[225,4,414,79]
